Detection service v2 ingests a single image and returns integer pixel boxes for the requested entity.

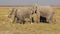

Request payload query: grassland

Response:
[0,6,60,34]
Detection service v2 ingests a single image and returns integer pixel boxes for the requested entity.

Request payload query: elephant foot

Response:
[30,22,33,24]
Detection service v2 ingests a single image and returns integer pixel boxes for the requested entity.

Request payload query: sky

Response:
[0,0,60,5]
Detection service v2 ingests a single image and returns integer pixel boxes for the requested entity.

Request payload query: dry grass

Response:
[0,6,60,34]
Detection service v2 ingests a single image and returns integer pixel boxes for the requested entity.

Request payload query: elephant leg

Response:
[49,15,56,24]
[37,16,40,23]
[36,11,40,23]
[12,16,17,23]
[46,18,49,23]
[22,18,25,24]
[46,16,51,23]
[30,15,33,24]
[37,14,40,23]
[32,17,34,23]
[47,15,54,23]
[47,18,54,24]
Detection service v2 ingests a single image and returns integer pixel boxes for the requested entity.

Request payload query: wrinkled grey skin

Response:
[35,6,55,23]
[8,8,34,24]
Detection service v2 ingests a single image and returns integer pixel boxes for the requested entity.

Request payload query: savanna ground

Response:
[0,6,60,34]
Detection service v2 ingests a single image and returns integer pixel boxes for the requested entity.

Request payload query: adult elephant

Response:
[35,5,55,23]
[8,7,35,24]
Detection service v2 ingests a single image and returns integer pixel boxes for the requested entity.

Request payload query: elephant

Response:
[8,7,35,24]
[34,5,55,23]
